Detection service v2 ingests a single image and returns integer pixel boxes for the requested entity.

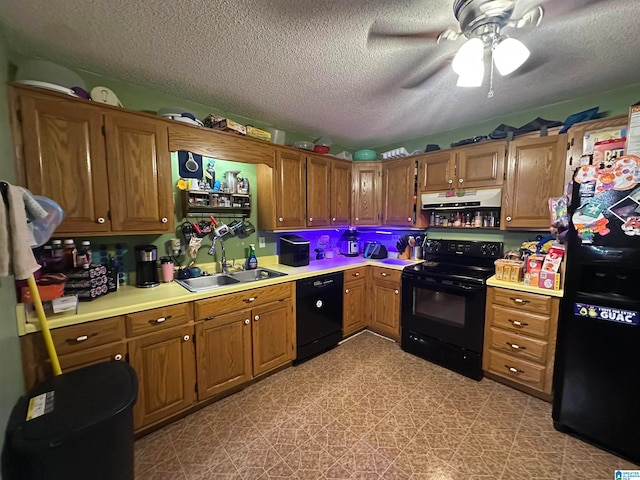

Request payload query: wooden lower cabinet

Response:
[195,311,252,401]
[368,267,401,341]
[252,300,295,376]
[483,287,559,400]
[343,268,367,337]
[128,324,196,430]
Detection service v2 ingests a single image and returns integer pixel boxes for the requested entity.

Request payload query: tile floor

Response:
[135,331,638,479]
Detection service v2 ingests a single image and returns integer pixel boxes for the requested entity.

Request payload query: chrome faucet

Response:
[209,236,229,274]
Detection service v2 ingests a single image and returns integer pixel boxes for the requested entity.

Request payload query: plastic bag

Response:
[29,196,64,248]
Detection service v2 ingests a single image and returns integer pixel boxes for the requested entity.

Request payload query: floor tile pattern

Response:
[135,331,637,479]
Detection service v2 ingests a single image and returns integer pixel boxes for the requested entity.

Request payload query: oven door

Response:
[401,275,486,353]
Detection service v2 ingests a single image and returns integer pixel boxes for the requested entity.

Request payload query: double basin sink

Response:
[175,267,287,293]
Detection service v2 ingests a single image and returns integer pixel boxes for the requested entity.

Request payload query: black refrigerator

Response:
[553,157,640,463]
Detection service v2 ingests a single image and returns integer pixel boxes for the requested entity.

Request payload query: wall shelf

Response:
[182,190,251,219]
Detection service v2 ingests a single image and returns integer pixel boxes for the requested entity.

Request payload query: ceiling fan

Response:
[368,0,605,94]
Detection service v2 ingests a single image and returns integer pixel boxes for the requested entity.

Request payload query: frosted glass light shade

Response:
[456,62,484,87]
[452,38,484,75]
[493,37,530,76]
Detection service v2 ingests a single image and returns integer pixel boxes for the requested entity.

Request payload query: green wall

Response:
[0,27,25,459]
[377,83,640,153]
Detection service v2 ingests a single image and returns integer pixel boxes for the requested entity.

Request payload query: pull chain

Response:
[488,44,495,99]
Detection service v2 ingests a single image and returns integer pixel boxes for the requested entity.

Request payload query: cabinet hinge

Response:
[194,382,198,394]
[101,125,106,136]
[16,109,22,123]
[567,141,571,151]
[107,210,112,220]
[503,172,506,180]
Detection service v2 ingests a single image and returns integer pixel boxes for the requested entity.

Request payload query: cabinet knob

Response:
[309,217,313,222]
[183,334,190,341]
[394,290,399,295]
[161,217,168,223]
[345,289,350,294]
[353,272,360,277]
[278,217,283,222]
[355,217,359,221]
[407,217,412,222]
[97,217,105,224]
[506,216,512,222]
[459,178,464,184]
[114,353,123,361]
[448,179,453,184]
[332,217,336,222]
[254,315,260,321]
[244,296,257,303]
[381,272,389,277]
[244,319,250,325]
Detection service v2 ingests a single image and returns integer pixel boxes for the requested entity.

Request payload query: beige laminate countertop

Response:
[486,275,564,298]
[17,256,421,336]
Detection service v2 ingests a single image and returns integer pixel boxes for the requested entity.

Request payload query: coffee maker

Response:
[135,245,159,288]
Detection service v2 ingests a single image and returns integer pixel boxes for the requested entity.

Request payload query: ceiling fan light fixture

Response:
[493,37,530,76]
[456,62,484,87]
[452,37,484,75]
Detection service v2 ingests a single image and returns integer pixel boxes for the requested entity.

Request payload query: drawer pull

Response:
[508,319,528,328]
[353,272,360,277]
[345,289,350,294]
[506,342,525,350]
[509,297,530,305]
[381,272,389,277]
[114,354,123,361]
[204,315,215,321]
[244,296,258,303]
[505,365,524,374]
[66,333,96,344]
[149,315,172,325]
[244,319,250,325]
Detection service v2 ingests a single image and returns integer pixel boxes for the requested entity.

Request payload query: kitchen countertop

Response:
[486,275,564,298]
[17,256,421,335]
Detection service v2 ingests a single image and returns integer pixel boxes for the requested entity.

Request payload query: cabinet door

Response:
[370,280,401,341]
[331,159,351,225]
[251,300,295,376]
[456,141,506,189]
[352,162,381,226]
[195,311,252,401]
[343,279,366,337]
[502,135,567,229]
[129,324,196,430]
[382,158,414,226]
[19,92,110,233]
[417,151,454,192]
[306,154,331,227]
[274,149,306,228]
[104,112,173,232]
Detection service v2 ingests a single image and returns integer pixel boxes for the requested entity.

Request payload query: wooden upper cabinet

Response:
[418,151,454,192]
[352,162,381,226]
[274,149,306,229]
[456,141,506,189]
[18,91,110,234]
[382,157,414,226]
[306,154,331,227]
[502,134,567,229]
[104,112,173,232]
[330,159,351,226]
[418,141,506,193]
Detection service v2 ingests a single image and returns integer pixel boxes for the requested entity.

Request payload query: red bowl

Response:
[313,145,330,154]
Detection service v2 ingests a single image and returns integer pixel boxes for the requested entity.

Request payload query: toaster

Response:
[363,242,388,259]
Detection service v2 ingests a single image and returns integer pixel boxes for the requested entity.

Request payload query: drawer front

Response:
[492,288,552,315]
[370,267,401,283]
[488,327,548,364]
[59,341,128,371]
[51,316,125,355]
[195,282,293,320]
[491,305,549,339]
[487,349,546,391]
[344,266,367,282]
[126,303,192,337]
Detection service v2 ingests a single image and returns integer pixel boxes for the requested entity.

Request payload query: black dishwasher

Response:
[296,272,343,362]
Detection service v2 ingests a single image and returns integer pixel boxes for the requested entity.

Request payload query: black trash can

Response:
[2,361,138,480]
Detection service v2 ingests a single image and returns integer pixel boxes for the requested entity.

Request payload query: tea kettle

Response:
[339,228,359,257]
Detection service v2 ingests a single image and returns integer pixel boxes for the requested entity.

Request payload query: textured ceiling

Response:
[1,0,639,149]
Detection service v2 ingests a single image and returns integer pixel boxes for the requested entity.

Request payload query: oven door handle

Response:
[405,279,484,295]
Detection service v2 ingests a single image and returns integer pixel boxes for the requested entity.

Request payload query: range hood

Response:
[421,188,502,210]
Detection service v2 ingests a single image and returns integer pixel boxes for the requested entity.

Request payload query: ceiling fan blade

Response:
[368,29,445,45]
[401,55,454,90]
[512,0,606,21]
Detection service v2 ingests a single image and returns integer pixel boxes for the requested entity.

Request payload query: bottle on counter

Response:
[247,244,258,270]
[82,241,92,266]
[51,239,63,259]
[474,211,483,228]
[76,240,92,269]
[62,239,77,270]
[430,211,435,226]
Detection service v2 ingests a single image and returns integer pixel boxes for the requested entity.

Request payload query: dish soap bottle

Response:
[247,244,258,270]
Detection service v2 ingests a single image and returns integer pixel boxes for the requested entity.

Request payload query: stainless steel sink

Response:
[175,274,240,292]
[230,267,288,283]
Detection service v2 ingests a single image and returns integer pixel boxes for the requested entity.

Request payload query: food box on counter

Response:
[539,271,561,290]
[524,254,545,286]
[494,259,524,282]
[210,118,246,135]
[246,125,271,142]
[202,114,225,128]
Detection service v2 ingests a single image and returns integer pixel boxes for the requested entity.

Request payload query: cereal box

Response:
[246,125,271,142]
[538,271,561,290]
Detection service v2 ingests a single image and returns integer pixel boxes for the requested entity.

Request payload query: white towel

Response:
[0,182,41,280]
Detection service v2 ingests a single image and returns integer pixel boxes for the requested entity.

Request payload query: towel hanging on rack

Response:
[0,180,41,280]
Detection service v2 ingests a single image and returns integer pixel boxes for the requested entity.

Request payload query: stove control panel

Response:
[424,240,503,258]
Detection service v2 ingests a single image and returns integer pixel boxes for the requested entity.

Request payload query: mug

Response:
[188,266,201,278]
